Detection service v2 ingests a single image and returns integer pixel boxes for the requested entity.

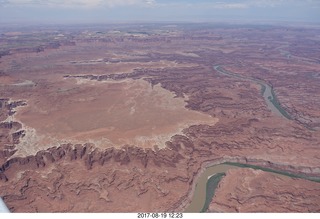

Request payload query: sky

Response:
[0,0,320,24]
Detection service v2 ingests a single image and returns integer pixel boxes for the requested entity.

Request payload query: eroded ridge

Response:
[0,23,320,213]
[0,99,26,162]
[209,168,320,212]
[9,77,217,157]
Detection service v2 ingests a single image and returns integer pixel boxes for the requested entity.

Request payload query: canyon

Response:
[0,23,320,212]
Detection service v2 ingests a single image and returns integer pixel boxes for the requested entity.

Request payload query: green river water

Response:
[184,65,318,212]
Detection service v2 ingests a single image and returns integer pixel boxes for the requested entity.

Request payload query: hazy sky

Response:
[0,0,320,24]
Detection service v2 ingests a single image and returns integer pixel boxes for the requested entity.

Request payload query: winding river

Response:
[184,164,237,212]
[213,65,291,119]
[184,65,318,212]
[185,162,320,212]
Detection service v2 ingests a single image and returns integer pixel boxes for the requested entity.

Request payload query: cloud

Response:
[198,0,304,9]
[246,0,320,8]
[1,0,319,9]
[213,2,248,9]
[157,0,320,9]
[0,0,156,8]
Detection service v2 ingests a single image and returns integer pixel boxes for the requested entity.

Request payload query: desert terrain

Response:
[0,23,320,212]
[208,168,320,212]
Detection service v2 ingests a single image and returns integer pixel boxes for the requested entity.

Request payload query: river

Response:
[213,65,291,119]
[185,162,320,213]
[184,65,316,212]
[184,164,238,212]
